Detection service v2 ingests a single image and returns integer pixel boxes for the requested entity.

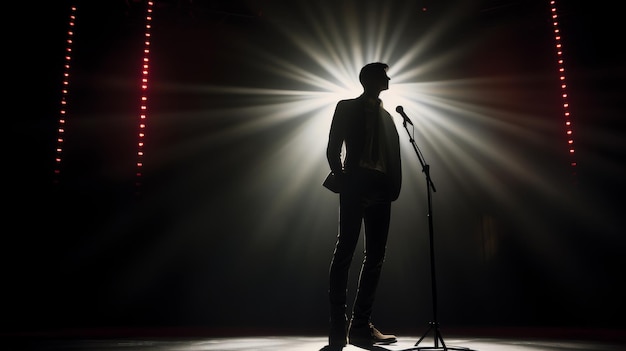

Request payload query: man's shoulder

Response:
[336,96,363,109]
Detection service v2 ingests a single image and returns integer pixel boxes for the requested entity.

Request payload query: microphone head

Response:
[396,105,403,113]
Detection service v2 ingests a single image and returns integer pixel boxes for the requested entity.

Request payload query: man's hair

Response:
[359,62,389,88]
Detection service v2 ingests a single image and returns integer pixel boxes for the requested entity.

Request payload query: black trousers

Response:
[328,169,392,327]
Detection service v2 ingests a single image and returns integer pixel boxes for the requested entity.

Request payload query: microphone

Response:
[395,106,414,126]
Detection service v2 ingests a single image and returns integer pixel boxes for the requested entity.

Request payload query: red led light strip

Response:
[135,1,154,193]
[53,5,77,184]
[549,0,577,179]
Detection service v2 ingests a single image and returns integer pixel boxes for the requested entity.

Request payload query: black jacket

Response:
[326,94,402,201]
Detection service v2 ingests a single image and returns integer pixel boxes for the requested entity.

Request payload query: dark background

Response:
[5,0,625,336]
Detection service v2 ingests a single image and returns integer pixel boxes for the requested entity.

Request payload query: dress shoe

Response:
[348,322,397,347]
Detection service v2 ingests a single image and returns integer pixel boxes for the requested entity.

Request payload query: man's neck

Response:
[363,90,381,99]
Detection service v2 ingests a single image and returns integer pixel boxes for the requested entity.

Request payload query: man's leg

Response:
[349,201,396,346]
[328,194,362,346]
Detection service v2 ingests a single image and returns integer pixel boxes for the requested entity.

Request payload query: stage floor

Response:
[11,335,626,351]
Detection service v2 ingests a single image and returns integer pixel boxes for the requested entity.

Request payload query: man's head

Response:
[359,62,390,94]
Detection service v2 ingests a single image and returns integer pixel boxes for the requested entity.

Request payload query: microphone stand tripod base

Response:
[399,322,475,351]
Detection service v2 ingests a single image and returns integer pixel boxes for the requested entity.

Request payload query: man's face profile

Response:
[380,70,390,91]
[364,69,389,92]
[371,69,389,92]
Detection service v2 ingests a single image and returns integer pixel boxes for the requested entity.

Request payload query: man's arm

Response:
[326,101,345,175]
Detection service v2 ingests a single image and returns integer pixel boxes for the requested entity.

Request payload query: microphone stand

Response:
[398,113,473,351]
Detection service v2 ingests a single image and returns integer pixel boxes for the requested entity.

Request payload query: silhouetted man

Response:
[325,62,402,348]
